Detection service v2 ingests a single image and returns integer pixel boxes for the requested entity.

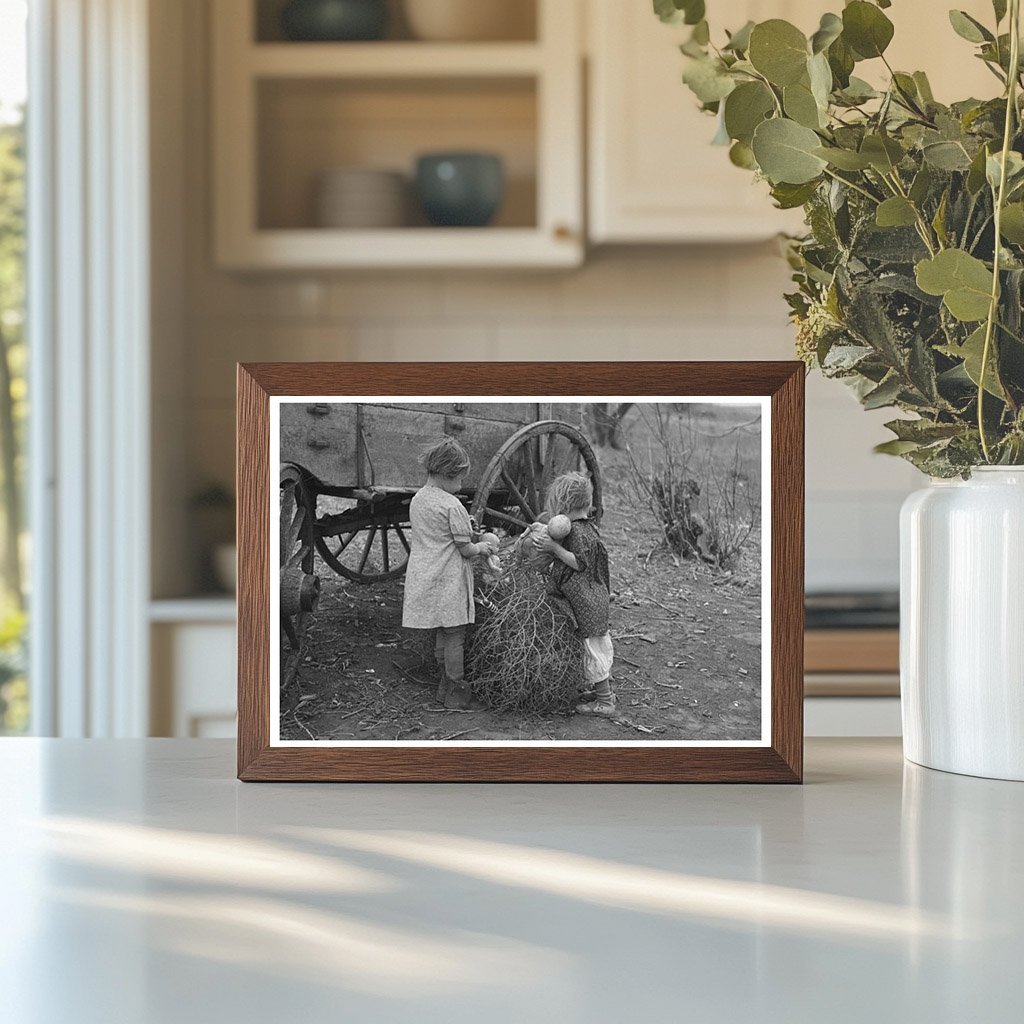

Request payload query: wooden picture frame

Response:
[237,362,804,782]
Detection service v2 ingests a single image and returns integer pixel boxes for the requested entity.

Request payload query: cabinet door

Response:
[588,0,1001,245]
[587,0,811,242]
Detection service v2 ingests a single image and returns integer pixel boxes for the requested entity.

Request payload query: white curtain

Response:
[28,0,150,736]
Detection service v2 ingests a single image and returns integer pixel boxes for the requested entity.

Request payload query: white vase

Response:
[900,467,1024,780]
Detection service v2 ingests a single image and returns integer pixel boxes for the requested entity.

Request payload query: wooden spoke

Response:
[481,506,531,530]
[394,521,410,553]
[541,434,557,491]
[358,525,378,574]
[471,420,604,535]
[501,465,537,523]
[315,506,411,584]
[522,442,540,516]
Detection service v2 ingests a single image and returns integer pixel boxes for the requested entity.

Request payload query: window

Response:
[0,0,28,734]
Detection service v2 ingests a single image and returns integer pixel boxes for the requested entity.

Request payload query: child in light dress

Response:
[402,437,498,710]
[531,472,616,715]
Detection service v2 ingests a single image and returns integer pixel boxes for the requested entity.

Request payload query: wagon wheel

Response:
[314,495,412,584]
[470,420,602,535]
[280,467,320,686]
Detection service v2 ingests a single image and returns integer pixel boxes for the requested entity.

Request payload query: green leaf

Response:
[967,144,991,194]
[827,36,856,88]
[876,197,918,228]
[723,81,775,144]
[986,150,1024,191]
[683,57,736,104]
[808,51,833,108]
[922,140,973,171]
[875,439,922,455]
[729,140,757,169]
[691,19,710,45]
[751,118,828,184]
[932,190,950,246]
[784,80,824,129]
[653,0,705,26]
[891,72,922,109]
[770,180,820,209]
[810,12,843,54]
[913,71,935,104]
[724,20,755,53]
[837,76,879,104]
[915,249,994,321]
[948,10,994,44]
[885,418,964,443]
[1000,203,1024,244]
[909,164,933,205]
[939,325,1006,398]
[814,146,871,170]
[993,0,1008,24]
[862,374,903,409]
[842,1,895,59]
[860,133,904,173]
[748,20,809,86]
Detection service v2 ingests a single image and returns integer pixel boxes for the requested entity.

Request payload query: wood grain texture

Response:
[237,362,805,783]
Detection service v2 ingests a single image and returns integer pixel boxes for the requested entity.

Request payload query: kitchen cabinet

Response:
[587,0,812,243]
[586,0,999,244]
[150,600,237,737]
[211,0,583,269]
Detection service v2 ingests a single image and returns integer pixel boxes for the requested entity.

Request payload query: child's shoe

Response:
[576,695,617,716]
[445,682,485,711]
[435,673,453,704]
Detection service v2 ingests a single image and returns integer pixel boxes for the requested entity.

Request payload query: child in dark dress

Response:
[530,472,616,715]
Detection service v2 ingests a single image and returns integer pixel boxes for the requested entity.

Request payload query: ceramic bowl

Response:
[281,0,388,42]
[403,0,535,42]
[415,152,504,227]
[316,168,407,228]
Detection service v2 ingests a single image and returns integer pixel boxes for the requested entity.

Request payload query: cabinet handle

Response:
[553,224,574,241]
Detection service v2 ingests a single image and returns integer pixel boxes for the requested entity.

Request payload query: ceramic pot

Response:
[316,168,407,228]
[415,152,504,227]
[900,467,1024,780]
[403,0,535,41]
[281,0,388,41]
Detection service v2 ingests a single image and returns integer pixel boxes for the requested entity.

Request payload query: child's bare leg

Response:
[441,625,482,710]
[434,629,450,702]
[576,634,616,715]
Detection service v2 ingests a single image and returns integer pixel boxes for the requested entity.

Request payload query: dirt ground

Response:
[281,406,763,743]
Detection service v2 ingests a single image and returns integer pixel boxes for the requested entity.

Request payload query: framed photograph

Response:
[237,362,804,782]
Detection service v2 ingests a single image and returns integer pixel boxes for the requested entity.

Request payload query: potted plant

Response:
[658,0,1024,779]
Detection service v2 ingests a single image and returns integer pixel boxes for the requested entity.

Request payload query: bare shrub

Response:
[467,568,584,713]
[626,405,760,571]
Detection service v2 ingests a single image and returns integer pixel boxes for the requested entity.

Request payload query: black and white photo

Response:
[271,397,770,747]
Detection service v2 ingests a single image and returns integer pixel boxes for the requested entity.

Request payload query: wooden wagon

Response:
[279,401,603,669]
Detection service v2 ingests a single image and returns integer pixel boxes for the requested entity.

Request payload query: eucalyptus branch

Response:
[822,168,880,205]
[978,0,1021,461]
[884,170,939,254]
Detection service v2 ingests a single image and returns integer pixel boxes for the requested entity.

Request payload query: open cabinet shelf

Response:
[249,42,546,77]
[212,0,583,269]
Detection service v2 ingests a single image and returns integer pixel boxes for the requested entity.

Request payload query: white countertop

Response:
[1,738,1021,1023]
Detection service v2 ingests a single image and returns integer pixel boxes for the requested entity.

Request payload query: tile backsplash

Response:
[182,246,917,593]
